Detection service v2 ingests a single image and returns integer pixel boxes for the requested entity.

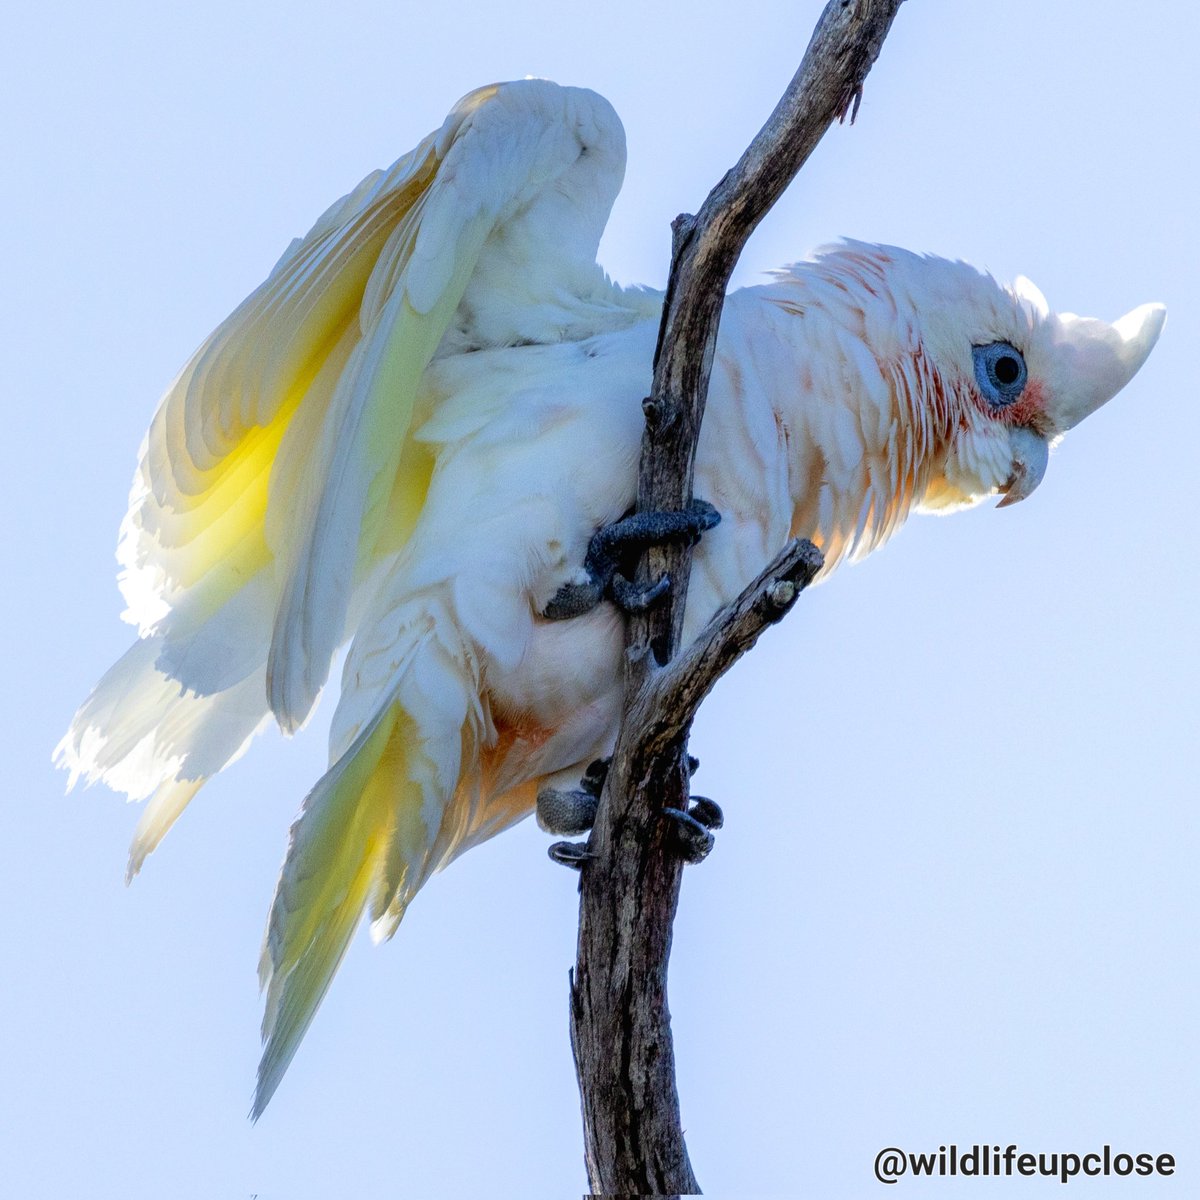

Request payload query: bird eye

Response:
[972,341,1027,407]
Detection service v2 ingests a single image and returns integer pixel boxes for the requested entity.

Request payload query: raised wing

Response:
[264,79,632,730]
[62,79,632,868]
[125,79,628,721]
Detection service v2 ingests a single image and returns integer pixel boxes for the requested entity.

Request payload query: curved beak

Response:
[997,426,1050,508]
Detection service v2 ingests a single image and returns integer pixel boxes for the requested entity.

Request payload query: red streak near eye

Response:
[1003,379,1047,429]
[972,378,1047,433]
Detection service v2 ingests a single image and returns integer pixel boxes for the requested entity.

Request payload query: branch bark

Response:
[568,2,906,1195]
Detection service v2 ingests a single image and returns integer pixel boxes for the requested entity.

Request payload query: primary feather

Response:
[56,80,1165,1116]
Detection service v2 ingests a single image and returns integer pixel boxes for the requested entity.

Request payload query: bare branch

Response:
[625,538,825,778]
[635,0,906,674]
[568,2,905,1195]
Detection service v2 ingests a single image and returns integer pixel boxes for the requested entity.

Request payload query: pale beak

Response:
[997,426,1050,508]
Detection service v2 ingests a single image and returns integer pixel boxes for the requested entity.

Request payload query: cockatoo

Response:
[56,79,1165,1115]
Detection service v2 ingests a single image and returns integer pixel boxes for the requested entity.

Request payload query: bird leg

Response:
[541,499,721,620]
[538,758,609,837]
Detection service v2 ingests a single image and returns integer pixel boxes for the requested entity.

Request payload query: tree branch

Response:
[623,538,825,778]
[569,2,905,1195]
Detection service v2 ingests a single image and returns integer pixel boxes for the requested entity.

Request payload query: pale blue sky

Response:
[4,1,1196,1195]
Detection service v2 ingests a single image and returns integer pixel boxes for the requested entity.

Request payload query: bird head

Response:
[849,245,1167,512]
[987,295,1167,507]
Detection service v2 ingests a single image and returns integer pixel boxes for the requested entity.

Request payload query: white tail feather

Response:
[56,638,271,868]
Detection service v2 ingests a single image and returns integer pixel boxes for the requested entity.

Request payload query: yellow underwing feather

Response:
[255,701,406,1118]
[122,160,440,634]
[264,276,480,730]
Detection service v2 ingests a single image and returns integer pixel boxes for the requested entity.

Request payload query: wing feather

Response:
[64,80,630,905]
[264,80,630,730]
[122,80,627,709]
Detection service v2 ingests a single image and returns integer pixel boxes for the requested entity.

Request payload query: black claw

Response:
[688,795,724,830]
[682,498,722,542]
[609,571,671,613]
[581,758,610,795]
[662,808,716,864]
[548,840,593,869]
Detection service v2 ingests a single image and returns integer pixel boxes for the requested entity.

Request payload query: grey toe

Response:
[548,840,593,869]
[663,808,716,864]
[688,795,724,830]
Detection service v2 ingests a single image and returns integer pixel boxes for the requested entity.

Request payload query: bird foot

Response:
[537,758,609,835]
[663,795,724,864]
[542,759,720,867]
[542,500,721,619]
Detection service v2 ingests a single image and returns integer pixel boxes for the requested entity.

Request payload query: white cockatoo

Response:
[56,79,1165,1114]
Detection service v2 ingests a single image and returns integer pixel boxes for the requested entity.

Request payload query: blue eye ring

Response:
[973,341,1027,407]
